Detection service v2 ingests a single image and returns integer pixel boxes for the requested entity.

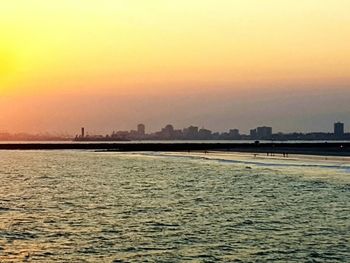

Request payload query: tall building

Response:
[183,126,199,139]
[250,129,257,138]
[160,124,175,139]
[198,128,212,139]
[229,129,240,138]
[162,124,174,133]
[137,123,145,135]
[256,126,272,139]
[81,127,85,138]
[334,122,344,137]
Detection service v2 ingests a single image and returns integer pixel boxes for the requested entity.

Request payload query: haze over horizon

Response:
[1,1,349,134]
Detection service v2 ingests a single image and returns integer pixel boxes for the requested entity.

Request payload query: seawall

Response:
[0,142,349,156]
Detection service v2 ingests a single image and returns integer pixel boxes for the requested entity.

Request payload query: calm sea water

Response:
[0,151,349,262]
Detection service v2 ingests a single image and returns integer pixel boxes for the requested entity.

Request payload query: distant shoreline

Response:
[0,142,349,156]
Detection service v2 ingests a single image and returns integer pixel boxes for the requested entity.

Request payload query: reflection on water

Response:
[0,151,349,262]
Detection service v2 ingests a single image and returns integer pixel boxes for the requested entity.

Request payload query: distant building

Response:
[115,131,129,140]
[198,128,212,139]
[183,126,199,139]
[334,122,344,137]
[256,126,272,139]
[74,122,350,142]
[160,124,175,139]
[137,123,145,135]
[172,129,183,139]
[229,129,240,139]
[129,130,139,139]
[250,129,257,138]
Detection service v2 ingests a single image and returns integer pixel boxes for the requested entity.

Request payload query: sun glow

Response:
[0,1,349,132]
[1,1,349,94]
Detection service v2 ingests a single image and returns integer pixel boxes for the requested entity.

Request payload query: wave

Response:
[135,152,350,173]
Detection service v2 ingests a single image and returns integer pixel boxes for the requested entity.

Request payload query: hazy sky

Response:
[1,0,349,134]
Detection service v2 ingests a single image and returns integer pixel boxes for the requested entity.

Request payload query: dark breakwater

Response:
[0,142,349,156]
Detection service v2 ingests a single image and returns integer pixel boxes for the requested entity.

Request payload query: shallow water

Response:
[0,151,349,262]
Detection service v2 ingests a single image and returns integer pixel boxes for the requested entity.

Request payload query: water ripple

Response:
[0,151,349,262]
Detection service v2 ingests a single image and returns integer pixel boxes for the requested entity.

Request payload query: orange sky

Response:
[1,1,350,134]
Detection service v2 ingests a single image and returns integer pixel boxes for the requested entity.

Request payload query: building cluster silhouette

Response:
[75,122,349,141]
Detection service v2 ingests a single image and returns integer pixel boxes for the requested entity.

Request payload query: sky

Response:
[0,0,350,135]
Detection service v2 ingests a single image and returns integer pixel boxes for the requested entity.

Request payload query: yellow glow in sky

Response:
[0,1,350,133]
[1,0,349,95]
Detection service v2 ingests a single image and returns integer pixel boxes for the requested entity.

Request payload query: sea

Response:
[0,150,349,262]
